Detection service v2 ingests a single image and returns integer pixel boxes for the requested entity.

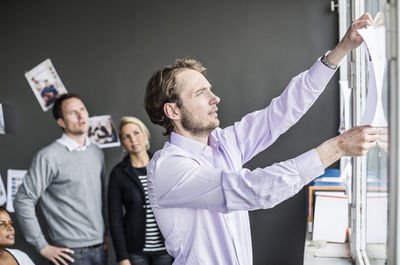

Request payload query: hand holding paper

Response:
[316,126,378,168]
[327,13,374,66]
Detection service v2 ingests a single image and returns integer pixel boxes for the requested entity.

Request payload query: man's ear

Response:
[163,103,181,121]
[56,118,66,129]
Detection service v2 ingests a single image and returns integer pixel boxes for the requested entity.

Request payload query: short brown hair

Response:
[144,58,207,136]
[52,93,83,120]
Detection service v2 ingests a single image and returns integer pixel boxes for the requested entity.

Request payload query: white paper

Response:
[6,169,27,212]
[338,81,352,133]
[312,192,348,243]
[88,115,120,148]
[366,193,387,244]
[358,25,388,126]
[25,59,68,112]
[0,104,5,134]
[0,174,6,205]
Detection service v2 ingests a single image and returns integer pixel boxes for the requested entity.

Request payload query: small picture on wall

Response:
[0,104,5,134]
[88,115,120,148]
[0,173,6,206]
[6,169,27,212]
[25,59,68,112]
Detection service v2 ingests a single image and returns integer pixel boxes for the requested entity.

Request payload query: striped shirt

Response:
[138,175,166,252]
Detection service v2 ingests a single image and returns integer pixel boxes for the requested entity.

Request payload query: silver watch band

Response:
[320,51,338,70]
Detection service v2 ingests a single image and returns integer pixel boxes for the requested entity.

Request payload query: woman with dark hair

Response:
[0,207,35,265]
[108,117,173,265]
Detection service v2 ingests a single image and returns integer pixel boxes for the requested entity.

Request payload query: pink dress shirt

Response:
[147,59,336,265]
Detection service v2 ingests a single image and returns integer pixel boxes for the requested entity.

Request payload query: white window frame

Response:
[387,0,399,264]
[339,1,394,264]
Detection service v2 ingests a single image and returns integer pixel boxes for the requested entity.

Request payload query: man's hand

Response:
[337,126,378,156]
[316,126,378,168]
[40,245,75,265]
[119,259,132,265]
[328,13,374,66]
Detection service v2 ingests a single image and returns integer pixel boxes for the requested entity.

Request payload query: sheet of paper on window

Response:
[358,20,387,127]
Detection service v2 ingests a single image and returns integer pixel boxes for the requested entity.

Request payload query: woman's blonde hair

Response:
[118,116,151,150]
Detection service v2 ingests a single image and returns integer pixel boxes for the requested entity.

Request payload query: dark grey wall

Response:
[0,1,339,264]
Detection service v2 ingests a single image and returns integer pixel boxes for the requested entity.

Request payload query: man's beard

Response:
[180,105,219,137]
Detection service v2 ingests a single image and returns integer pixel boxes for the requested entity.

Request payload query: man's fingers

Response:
[61,248,75,254]
[54,255,69,265]
[357,12,374,23]
[60,252,75,263]
[352,19,373,30]
[365,133,379,143]
[364,141,378,151]
[358,125,378,134]
[51,258,60,265]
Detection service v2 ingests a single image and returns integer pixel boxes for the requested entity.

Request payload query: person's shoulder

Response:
[88,143,104,155]
[148,143,175,169]
[156,141,191,160]
[6,248,24,256]
[148,142,198,174]
[36,140,65,158]
[109,157,127,176]
[6,249,35,264]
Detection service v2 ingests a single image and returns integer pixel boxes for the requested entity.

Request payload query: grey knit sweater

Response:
[14,141,106,251]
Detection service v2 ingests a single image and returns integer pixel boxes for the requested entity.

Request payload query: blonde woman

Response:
[108,116,172,265]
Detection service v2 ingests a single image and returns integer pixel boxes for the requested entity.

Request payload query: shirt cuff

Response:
[308,59,337,88]
[293,149,324,186]
[36,237,49,253]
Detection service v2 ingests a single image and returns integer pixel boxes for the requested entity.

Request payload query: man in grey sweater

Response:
[14,93,108,265]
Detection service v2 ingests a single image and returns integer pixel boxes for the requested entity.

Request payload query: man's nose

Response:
[210,92,220,104]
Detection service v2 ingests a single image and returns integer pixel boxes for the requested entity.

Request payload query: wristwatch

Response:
[320,51,338,70]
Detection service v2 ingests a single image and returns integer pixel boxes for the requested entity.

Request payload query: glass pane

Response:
[363,1,388,264]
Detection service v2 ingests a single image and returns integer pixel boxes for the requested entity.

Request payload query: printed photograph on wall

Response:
[88,115,120,148]
[6,169,27,212]
[0,174,6,206]
[25,59,68,111]
[0,104,5,134]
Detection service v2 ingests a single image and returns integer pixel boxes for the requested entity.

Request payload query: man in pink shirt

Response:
[144,13,376,265]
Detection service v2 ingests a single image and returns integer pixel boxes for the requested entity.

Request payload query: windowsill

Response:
[304,239,353,265]
[366,244,386,265]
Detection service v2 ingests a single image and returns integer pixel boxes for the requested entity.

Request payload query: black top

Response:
[107,153,167,261]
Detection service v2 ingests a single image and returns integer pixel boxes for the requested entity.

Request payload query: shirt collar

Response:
[169,132,219,156]
[57,133,91,152]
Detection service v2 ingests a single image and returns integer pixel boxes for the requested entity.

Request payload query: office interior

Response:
[0,0,398,265]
